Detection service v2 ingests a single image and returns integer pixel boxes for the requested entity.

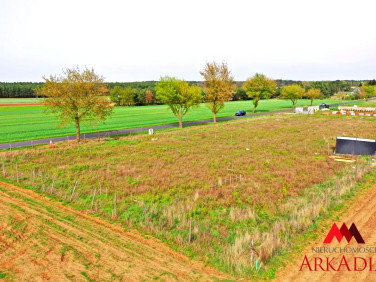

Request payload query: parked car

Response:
[235,110,246,116]
[319,103,329,109]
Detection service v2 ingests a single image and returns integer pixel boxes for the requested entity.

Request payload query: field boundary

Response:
[1,98,374,150]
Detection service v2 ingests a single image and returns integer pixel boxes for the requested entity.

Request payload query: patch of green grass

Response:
[0,271,8,279]
[0,99,341,143]
[0,98,44,104]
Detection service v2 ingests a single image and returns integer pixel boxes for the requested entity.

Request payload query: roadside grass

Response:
[0,99,342,143]
[1,113,375,278]
[351,100,376,107]
[258,169,376,280]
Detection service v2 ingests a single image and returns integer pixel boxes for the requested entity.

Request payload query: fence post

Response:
[113,193,117,219]
[50,178,55,194]
[188,217,192,244]
[91,187,97,210]
[16,163,19,183]
[273,221,278,252]
[70,181,78,201]
[2,162,6,178]
[250,237,254,267]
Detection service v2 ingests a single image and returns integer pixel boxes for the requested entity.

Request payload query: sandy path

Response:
[276,183,376,281]
[0,181,232,281]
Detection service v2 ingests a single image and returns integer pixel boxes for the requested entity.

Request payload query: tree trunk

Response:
[253,100,258,113]
[178,116,183,128]
[310,99,313,106]
[75,117,81,144]
[213,113,217,123]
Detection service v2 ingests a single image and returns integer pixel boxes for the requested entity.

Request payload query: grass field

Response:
[0,98,44,104]
[0,99,342,143]
[1,113,374,278]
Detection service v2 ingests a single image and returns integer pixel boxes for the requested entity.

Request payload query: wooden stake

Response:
[16,163,19,182]
[188,217,192,244]
[91,187,97,210]
[50,178,55,194]
[2,162,6,178]
[113,193,117,218]
[273,221,278,251]
[336,178,339,196]
[70,181,78,201]
[99,183,102,195]
[250,237,254,266]
[32,169,35,185]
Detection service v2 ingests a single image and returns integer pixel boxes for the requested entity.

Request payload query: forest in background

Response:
[0,80,374,104]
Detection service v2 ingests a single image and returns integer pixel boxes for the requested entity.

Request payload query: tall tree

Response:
[306,88,322,105]
[121,88,136,106]
[363,86,376,98]
[36,67,113,143]
[200,62,236,123]
[156,76,202,128]
[243,73,276,113]
[110,86,123,106]
[280,84,305,109]
[110,87,135,106]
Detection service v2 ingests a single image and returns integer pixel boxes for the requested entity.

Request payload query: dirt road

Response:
[276,182,376,281]
[0,181,232,281]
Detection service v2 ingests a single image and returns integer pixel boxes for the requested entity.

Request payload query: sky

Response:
[0,0,375,82]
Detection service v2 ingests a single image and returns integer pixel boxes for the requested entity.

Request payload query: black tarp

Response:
[336,136,376,155]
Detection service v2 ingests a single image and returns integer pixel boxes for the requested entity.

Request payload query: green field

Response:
[0,99,342,143]
[0,98,44,104]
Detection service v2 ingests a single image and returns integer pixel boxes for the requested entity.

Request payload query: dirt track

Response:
[0,181,232,281]
[276,182,376,281]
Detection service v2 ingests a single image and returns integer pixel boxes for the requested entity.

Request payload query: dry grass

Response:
[1,113,375,277]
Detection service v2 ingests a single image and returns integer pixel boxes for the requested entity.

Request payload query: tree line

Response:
[0,79,367,100]
[0,82,44,98]
[35,66,376,143]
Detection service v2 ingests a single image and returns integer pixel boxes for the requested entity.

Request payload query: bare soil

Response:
[0,181,232,281]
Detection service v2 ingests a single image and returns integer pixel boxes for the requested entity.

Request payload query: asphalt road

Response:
[0,98,373,150]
